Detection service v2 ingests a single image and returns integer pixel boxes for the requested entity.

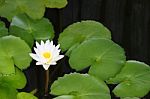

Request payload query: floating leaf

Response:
[0,35,31,75]
[18,0,45,19]
[44,0,68,8]
[65,43,80,56]
[0,0,45,20]
[0,67,26,89]
[0,84,17,99]
[17,92,37,99]
[0,21,8,37]
[0,0,69,20]
[9,26,34,47]
[121,97,140,99]
[51,73,111,99]
[10,14,54,47]
[58,20,111,52]
[0,0,5,6]
[108,60,150,98]
[69,38,126,80]
[0,0,20,20]
[54,95,75,99]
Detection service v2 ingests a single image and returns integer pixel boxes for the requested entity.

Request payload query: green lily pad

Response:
[17,92,37,99]
[0,67,26,89]
[0,0,45,20]
[0,35,31,75]
[0,84,17,99]
[0,0,20,20]
[18,0,45,19]
[51,73,111,99]
[9,14,54,47]
[69,38,126,80]
[121,97,140,99]
[108,60,150,98]
[65,43,80,56]
[58,20,111,52]
[54,95,75,99]
[44,0,68,8]
[9,26,34,47]
[0,0,68,20]
[0,0,5,6]
[0,21,8,37]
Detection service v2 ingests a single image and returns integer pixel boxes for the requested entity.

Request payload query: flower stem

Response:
[44,70,49,96]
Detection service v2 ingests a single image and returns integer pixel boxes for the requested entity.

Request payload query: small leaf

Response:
[44,0,68,8]
[51,73,111,99]
[0,21,8,37]
[54,95,75,99]
[69,38,126,80]
[17,92,37,99]
[10,14,54,47]
[58,20,111,52]
[0,84,17,99]
[0,35,32,75]
[0,67,27,89]
[108,60,150,98]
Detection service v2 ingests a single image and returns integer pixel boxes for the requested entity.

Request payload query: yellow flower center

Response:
[43,52,52,59]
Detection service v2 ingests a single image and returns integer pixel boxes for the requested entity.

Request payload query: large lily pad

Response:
[9,14,54,47]
[108,60,150,98]
[0,35,31,75]
[44,0,68,8]
[51,73,111,99]
[0,67,26,89]
[69,38,126,80]
[0,84,18,99]
[58,20,111,52]
[0,21,8,37]
[17,92,37,99]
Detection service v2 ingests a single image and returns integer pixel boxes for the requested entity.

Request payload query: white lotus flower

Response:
[29,40,64,70]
